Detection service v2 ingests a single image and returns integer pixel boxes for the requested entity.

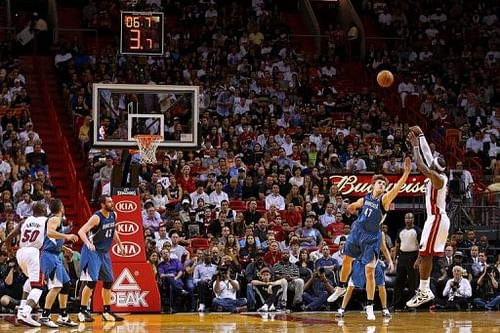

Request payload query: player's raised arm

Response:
[410,126,433,167]
[382,157,411,210]
[408,131,444,189]
[347,197,364,215]
[78,215,100,251]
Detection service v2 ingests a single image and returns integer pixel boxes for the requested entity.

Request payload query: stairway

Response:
[20,55,91,226]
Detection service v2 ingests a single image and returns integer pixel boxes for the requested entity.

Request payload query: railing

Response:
[34,57,92,228]
[298,0,321,53]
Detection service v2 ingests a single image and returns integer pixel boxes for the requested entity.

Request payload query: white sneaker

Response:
[335,308,345,317]
[382,308,392,317]
[39,316,59,328]
[198,303,206,312]
[17,310,41,327]
[366,305,375,320]
[328,286,346,303]
[56,315,78,327]
[268,304,276,312]
[406,289,435,308]
[258,304,269,312]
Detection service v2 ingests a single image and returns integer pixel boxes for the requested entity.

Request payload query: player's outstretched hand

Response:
[409,125,423,135]
[66,234,79,243]
[407,131,418,147]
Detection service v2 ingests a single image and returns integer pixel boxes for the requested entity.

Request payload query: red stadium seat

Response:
[445,129,460,148]
[190,238,210,250]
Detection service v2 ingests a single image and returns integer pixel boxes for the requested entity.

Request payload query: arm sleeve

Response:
[418,135,434,167]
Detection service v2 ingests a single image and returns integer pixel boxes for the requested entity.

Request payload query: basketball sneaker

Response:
[335,308,345,317]
[365,305,376,320]
[39,316,59,328]
[406,289,435,308]
[56,315,78,327]
[382,308,392,317]
[78,310,94,322]
[327,286,346,303]
[17,308,41,327]
[257,304,269,312]
[268,304,276,312]
[102,312,124,321]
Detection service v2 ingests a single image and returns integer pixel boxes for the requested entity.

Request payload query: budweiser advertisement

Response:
[330,174,427,197]
[111,195,146,262]
[93,262,161,312]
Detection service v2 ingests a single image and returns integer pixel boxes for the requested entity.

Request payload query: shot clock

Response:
[120,11,164,56]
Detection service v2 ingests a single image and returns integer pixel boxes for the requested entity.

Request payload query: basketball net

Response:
[133,135,162,164]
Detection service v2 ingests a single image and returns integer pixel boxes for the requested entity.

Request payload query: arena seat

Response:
[190,237,210,250]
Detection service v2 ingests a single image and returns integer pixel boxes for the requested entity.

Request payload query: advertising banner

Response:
[330,174,427,197]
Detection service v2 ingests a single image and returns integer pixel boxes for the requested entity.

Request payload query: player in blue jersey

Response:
[77,195,124,322]
[328,157,411,320]
[336,233,394,318]
[39,199,79,328]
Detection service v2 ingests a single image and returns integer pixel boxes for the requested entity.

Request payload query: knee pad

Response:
[61,282,71,295]
[103,281,113,290]
[86,281,97,290]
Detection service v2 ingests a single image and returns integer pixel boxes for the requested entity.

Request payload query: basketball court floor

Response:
[1,311,499,333]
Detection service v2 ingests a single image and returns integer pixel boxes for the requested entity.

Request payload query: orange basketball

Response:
[377,70,394,88]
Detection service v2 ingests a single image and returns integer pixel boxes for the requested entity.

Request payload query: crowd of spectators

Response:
[360,0,500,182]
[0,50,61,311]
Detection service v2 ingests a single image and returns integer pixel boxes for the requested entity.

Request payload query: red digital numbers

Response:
[121,12,163,55]
[130,29,141,49]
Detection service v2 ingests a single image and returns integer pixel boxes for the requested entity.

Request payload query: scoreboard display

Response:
[120,11,164,56]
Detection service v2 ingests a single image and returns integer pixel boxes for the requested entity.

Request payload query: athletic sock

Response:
[339,282,347,288]
[42,309,50,318]
[80,305,88,313]
[104,305,111,313]
[20,300,27,308]
[419,279,430,292]
[60,308,68,317]
[367,300,374,306]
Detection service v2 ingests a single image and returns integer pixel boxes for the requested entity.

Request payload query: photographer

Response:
[212,265,247,312]
[0,254,24,313]
[303,267,335,311]
[441,266,472,310]
[473,265,499,310]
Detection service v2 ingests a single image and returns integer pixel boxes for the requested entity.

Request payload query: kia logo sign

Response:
[112,241,141,258]
[116,221,139,236]
[115,200,138,213]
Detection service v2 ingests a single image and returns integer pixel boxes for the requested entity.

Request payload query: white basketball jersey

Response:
[425,174,448,215]
[19,216,47,249]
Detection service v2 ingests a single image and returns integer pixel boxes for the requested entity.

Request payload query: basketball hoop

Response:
[133,135,162,164]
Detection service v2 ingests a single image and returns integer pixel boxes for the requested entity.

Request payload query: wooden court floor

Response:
[1,311,499,333]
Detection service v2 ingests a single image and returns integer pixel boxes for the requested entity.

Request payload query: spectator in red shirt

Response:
[178,165,196,194]
[264,241,283,266]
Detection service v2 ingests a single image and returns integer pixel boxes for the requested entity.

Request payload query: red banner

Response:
[92,263,161,312]
[111,196,146,262]
[330,174,426,197]
[92,195,161,313]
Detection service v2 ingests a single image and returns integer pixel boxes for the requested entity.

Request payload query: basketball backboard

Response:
[92,83,199,149]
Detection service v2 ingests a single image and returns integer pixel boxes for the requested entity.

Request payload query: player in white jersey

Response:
[5,202,48,327]
[406,127,450,308]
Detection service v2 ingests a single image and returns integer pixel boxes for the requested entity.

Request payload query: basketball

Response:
[377,70,394,88]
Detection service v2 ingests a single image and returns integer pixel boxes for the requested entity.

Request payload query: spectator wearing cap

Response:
[229,156,246,178]
[208,181,229,208]
[223,177,242,200]
[142,201,163,231]
[345,151,367,173]
[212,264,247,313]
[265,184,285,210]
[303,263,336,311]
[178,198,194,224]
[252,266,286,312]
[383,134,395,151]
[272,251,304,309]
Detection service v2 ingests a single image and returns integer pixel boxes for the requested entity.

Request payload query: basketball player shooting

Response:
[328,157,411,320]
[406,126,449,308]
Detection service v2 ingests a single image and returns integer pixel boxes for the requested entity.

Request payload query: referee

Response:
[391,212,421,310]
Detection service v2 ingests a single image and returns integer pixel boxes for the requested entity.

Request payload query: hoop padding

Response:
[134,135,162,164]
